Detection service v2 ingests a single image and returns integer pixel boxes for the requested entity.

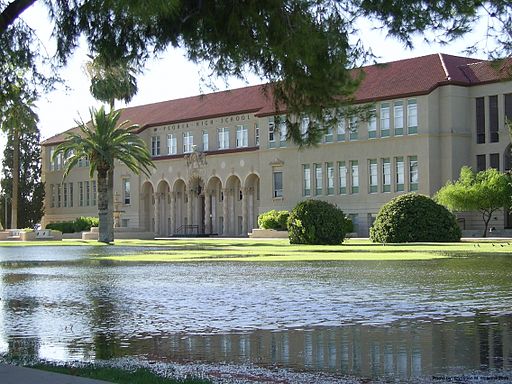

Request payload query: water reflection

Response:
[3,316,510,379]
[0,246,511,381]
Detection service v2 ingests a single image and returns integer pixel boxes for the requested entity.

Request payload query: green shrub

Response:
[46,217,99,233]
[344,216,354,234]
[258,210,289,231]
[370,193,461,243]
[73,216,99,232]
[287,200,347,245]
[46,221,75,233]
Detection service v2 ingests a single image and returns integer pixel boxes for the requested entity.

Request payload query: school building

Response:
[41,53,512,237]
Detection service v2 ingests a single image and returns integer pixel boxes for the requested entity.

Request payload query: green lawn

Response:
[1,238,511,262]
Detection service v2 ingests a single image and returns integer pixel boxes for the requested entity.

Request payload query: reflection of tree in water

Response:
[1,269,41,360]
[83,261,124,360]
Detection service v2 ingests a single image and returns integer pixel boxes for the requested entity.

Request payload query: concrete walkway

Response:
[0,363,113,384]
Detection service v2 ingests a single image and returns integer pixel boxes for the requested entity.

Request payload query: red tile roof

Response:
[42,53,510,145]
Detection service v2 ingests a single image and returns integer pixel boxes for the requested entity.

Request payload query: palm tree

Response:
[53,106,154,243]
[84,55,139,110]
[85,54,140,240]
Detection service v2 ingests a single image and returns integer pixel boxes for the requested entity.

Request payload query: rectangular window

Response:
[349,117,358,141]
[395,157,404,192]
[79,181,84,207]
[394,101,404,136]
[382,158,391,192]
[409,156,418,191]
[123,178,131,205]
[56,153,62,171]
[151,136,161,156]
[69,182,74,207]
[85,181,90,206]
[78,156,89,168]
[476,154,486,172]
[268,118,275,147]
[218,127,230,149]
[505,94,512,123]
[407,99,418,134]
[278,118,287,144]
[92,181,97,206]
[369,159,378,193]
[183,131,194,153]
[380,103,390,137]
[255,123,260,146]
[57,184,61,208]
[324,126,334,143]
[50,184,55,208]
[489,95,499,143]
[314,163,323,195]
[338,161,347,194]
[236,125,248,148]
[351,160,359,194]
[368,109,377,139]
[303,164,311,196]
[301,117,310,137]
[476,97,485,144]
[337,119,346,141]
[273,171,283,198]
[49,148,55,171]
[490,153,500,170]
[202,131,209,151]
[167,133,177,155]
[63,183,68,208]
[326,162,334,195]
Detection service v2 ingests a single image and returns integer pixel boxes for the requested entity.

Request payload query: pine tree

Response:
[0,123,44,229]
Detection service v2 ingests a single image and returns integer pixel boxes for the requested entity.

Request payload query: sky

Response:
[0,3,498,156]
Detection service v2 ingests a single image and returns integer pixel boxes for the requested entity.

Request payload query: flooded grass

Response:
[31,362,211,383]
[95,238,512,262]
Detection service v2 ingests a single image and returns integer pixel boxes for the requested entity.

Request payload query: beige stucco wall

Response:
[41,80,512,237]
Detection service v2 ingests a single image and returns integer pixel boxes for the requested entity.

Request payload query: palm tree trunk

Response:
[107,168,114,242]
[11,127,19,229]
[97,169,110,243]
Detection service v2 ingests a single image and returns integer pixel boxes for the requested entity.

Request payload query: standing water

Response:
[0,245,511,382]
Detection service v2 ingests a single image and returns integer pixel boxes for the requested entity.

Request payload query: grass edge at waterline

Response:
[30,362,211,384]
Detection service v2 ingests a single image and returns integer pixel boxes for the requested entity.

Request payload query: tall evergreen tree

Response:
[0,121,44,229]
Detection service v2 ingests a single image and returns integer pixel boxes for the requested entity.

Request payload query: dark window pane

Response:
[476,97,485,144]
[476,154,486,172]
[490,153,499,170]
[489,96,499,142]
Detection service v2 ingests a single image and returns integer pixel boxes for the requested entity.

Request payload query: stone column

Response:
[212,191,217,234]
[231,189,236,235]
[186,190,192,233]
[204,191,211,234]
[241,187,248,235]
[222,188,229,235]
[248,187,254,233]
[154,192,160,235]
[170,192,176,235]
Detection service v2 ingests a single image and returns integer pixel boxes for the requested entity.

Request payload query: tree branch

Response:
[0,0,36,35]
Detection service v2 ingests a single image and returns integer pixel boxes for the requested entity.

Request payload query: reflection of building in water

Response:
[96,315,512,379]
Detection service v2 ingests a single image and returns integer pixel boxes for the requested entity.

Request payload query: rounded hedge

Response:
[370,193,461,243]
[288,199,347,245]
[46,216,99,233]
[258,210,289,231]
